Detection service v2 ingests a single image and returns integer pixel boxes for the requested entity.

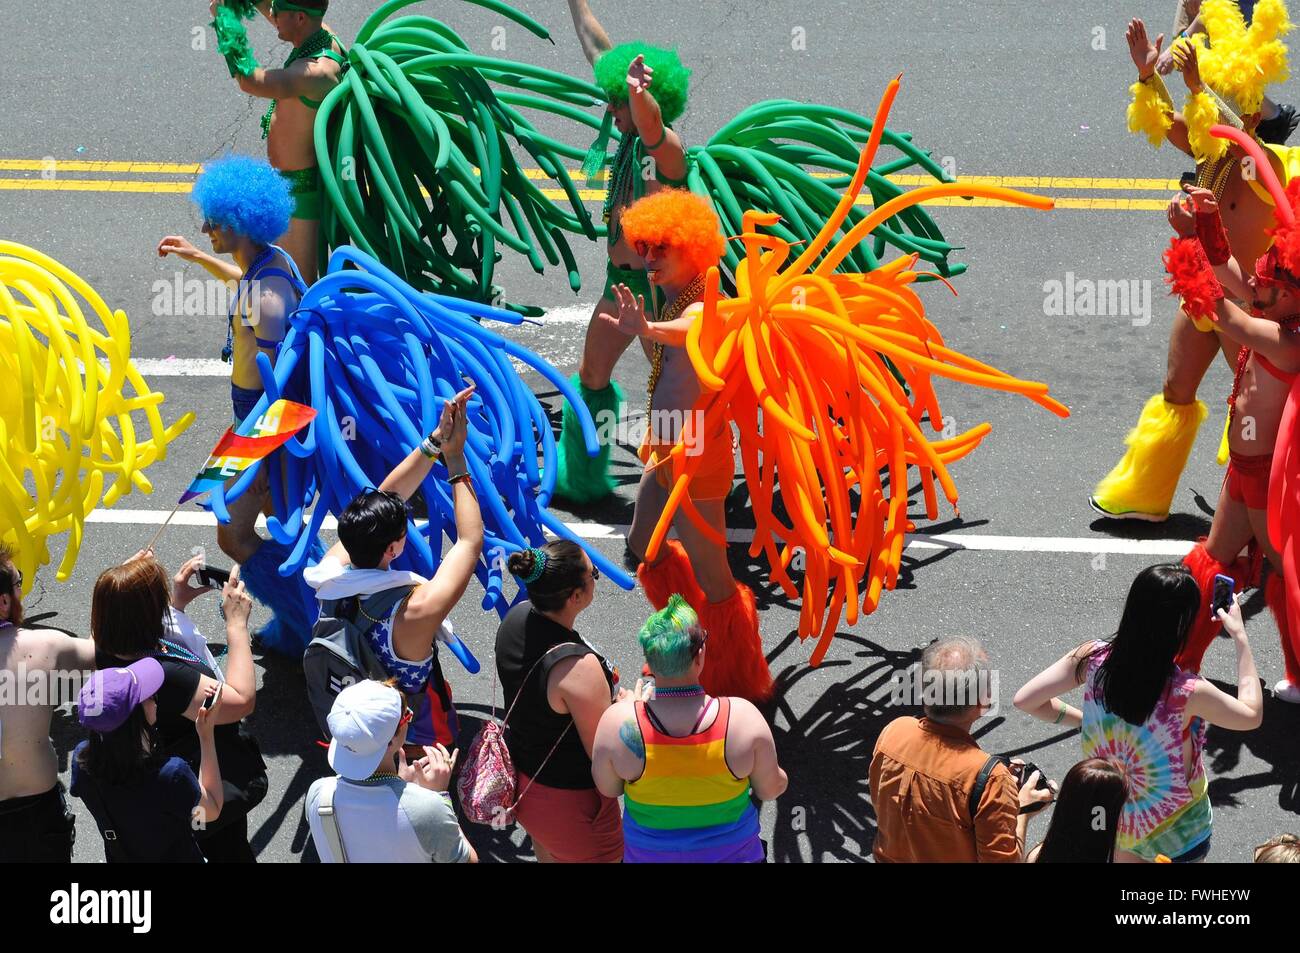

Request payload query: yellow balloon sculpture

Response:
[0,242,194,593]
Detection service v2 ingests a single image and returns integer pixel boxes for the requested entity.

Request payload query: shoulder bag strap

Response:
[315,778,350,864]
[968,755,1003,824]
[505,645,583,811]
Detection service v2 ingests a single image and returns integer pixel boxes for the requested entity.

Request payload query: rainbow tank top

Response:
[622,696,764,863]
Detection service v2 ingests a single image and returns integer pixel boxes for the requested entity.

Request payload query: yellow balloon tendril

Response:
[0,241,195,593]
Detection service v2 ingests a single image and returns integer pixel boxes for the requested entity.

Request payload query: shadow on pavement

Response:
[1205,683,1300,818]
[764,631,924,863]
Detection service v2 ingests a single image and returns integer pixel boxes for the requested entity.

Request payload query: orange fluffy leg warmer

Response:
[696,583,773,704]
[1175,541,1236,673]
[636,540,707,612]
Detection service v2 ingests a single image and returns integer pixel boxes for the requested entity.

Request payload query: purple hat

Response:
[77,658,166,733]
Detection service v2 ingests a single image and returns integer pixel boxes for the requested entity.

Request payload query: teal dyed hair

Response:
[638,593,699,678]
[592,42,691,124]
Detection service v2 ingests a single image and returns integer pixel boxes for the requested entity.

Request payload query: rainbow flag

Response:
[179,399,316,505]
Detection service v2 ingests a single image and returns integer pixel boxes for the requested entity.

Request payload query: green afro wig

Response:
[593,42,691,125]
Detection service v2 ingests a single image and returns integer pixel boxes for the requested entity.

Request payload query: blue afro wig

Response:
[191,154,293,245]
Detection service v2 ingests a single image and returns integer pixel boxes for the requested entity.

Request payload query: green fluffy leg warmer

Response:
[554,375,624,504]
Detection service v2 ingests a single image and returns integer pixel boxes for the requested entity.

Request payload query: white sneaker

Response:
[1273,679,1300,704]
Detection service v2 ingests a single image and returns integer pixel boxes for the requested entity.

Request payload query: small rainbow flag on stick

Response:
[179,400,317,504]
[143,399,316,551]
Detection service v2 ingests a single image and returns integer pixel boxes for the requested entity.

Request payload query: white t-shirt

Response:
[305,775,472,864]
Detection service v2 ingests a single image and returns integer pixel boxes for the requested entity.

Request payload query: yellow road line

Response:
[0,179,193,193]
[0,160,202,174]
[0,158,1185,192]
[0,177,1172,210]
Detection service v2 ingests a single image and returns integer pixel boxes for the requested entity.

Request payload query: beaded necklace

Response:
[647,274,707,402]
[260,28,342,140]
[654,684,705,698]
[1196,153,1236,203]
[353,771,400,786]
[1227,314,1300,424]
[602,134,640,245]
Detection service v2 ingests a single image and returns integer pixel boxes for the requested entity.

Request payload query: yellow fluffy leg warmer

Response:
[1091,394,1208,520]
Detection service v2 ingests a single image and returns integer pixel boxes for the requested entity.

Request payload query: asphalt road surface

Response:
[2,0,1297,863]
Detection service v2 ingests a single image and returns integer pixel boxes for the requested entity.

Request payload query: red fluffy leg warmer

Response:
[1175,541,1235,672]
[696,583,773,704]
[1266,574,1300,685]
[637,540,707,612]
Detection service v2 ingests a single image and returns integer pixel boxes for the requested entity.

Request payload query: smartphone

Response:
[202,690,218,711]
[1179,171,1197,190]
[1211,574,1235,619]
[192,565,231,589]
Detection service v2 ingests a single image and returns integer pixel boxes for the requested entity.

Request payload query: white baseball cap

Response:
[326,680,403,781]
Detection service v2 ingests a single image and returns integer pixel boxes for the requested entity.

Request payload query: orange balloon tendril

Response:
[644,76,1071,665]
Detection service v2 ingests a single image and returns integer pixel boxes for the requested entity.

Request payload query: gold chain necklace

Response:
[646,275,707,401]
[1196,152,1238,202]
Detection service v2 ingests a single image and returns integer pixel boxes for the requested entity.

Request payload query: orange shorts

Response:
[638,431,736,501]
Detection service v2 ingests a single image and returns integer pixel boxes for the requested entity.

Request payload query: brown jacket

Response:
[869,716,1020,863]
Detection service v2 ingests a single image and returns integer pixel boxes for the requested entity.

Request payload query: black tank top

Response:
[494,602,616,790]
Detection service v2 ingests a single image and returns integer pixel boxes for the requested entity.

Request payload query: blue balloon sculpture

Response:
[209,246,635,671]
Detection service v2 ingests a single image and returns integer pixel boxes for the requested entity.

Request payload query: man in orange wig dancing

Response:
[603,189,774,704]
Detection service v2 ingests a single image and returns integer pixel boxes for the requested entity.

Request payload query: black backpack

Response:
[303,587,415,738]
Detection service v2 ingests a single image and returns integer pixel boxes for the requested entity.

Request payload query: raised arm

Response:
[1128,19,1193,157]
[1012,642,1092,728]
[323,385,476,566]
[567,0,614,65]
[625,55,687,180]
[392,387,485,657]
[183,569,256,724]
[1169,189,1254,301]
[1186,598,1264,730]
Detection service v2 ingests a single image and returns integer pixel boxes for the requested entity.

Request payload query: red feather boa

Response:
[1267,179,1300,276]
[1163,236,1223,323]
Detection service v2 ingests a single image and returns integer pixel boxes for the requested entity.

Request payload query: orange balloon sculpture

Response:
[643,76,1070,665]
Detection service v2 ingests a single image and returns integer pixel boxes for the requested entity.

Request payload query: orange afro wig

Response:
[620,189,725,277]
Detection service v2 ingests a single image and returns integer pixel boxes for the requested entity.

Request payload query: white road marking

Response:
[83,508,1192,556]
[124,306,595,378]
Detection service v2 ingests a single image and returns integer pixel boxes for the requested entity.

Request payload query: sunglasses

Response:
[689,627,709,658]
[2,567,20,594]
[591,566,601,582]
[634,240,669,260]
[398,706,414,730]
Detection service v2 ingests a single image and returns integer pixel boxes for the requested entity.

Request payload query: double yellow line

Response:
[0,158,1181,209]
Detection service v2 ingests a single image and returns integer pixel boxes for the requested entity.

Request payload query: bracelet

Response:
[642,124,668,151]
[419,433,442,460]
[1053,702,1067,725]
[447,472,472,486]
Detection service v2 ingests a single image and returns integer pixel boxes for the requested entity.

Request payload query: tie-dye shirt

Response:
[1081,642,1212,861]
